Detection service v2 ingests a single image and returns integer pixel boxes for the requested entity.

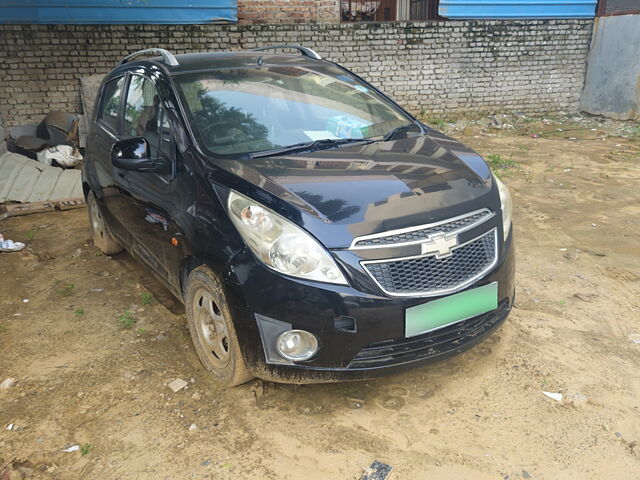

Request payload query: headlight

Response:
[227,190,348,285]
[494,175,512,239]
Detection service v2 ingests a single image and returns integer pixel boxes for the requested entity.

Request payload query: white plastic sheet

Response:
[36,145,82,168]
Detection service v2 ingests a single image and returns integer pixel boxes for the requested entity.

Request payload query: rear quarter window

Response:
[98,77,124,133]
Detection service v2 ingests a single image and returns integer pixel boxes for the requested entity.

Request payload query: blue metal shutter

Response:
[439,0,597,18]
[0,0,237,24]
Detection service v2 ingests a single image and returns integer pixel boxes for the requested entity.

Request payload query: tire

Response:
[185,266,254,386]
[87,190,123,255]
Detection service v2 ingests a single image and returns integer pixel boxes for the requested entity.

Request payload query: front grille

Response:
[352,209,490,248]
[348,299,510,369]
[363,229,497,296]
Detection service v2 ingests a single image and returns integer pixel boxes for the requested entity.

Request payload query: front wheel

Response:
[87,190,123,255]
[185,266,254,386]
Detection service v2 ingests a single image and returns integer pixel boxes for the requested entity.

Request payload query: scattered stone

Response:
[522,470,532,479]
[168,378,188,393]
[202,459,212,466]
[123,372,135,380]
[22,299,29,303]
[189,423,198,431]
[16,465,34,476]
[6,423,14,430]
[251,383,264,398]
[573,293,599,302]
[191,392,201,401]
[1,378,16,389]
[155,334,167,341]
[63,444,80,453]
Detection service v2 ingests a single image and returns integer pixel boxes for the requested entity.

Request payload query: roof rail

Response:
[120,48,179,67]
[251,44,322,60]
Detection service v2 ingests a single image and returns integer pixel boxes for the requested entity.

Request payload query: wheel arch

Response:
[180,256,207,300]
[179,255,247,308]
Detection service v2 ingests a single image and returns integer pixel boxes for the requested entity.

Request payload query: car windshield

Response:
[174,64,416,156]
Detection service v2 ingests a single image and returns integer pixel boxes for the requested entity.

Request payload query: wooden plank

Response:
[0,197,85,222]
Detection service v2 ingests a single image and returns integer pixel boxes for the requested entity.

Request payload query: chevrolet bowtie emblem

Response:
[420,233,458,258]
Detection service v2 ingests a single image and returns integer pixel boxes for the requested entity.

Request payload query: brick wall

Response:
[238,0,339,24]
[0,20,593,129]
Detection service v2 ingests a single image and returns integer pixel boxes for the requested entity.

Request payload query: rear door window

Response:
[98,77,124,133]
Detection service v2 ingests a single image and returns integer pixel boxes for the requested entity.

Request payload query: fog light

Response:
[276,330,318,361]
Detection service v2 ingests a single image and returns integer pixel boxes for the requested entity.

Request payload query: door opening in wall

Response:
[341,0,441,21]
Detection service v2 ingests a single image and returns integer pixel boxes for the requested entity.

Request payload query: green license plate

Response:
[405,282,498,337]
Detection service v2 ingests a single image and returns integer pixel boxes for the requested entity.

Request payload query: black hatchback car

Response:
[83,45,515,386]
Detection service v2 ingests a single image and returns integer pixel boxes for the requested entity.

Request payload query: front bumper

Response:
[223,232,515,383]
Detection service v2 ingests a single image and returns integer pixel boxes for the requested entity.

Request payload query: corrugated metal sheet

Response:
[0,153,83,203]
[600,0,640,15]
[0,0,237,24]
[439,0,596,18]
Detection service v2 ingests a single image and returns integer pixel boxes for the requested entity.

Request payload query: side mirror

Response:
[111,137,170,174]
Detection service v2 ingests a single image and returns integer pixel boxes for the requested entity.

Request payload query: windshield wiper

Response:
[382,122,420,142]
[249,138,371,159]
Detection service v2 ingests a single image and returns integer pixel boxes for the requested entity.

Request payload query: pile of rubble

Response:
[0,111,84,205]
[7,110,82,168]
[423,112,640,138]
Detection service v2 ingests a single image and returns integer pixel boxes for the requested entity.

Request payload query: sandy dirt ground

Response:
[1,116,639,479]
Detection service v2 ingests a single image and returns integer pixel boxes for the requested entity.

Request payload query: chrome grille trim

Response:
[361,228,498,298]
[350,208,493,250]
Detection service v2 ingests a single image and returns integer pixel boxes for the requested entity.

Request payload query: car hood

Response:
[215,131,497,249]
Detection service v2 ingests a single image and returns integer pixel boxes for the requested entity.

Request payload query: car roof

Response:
[117,51,327,77]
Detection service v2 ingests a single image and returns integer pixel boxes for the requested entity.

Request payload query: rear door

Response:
[90,74,131,242]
